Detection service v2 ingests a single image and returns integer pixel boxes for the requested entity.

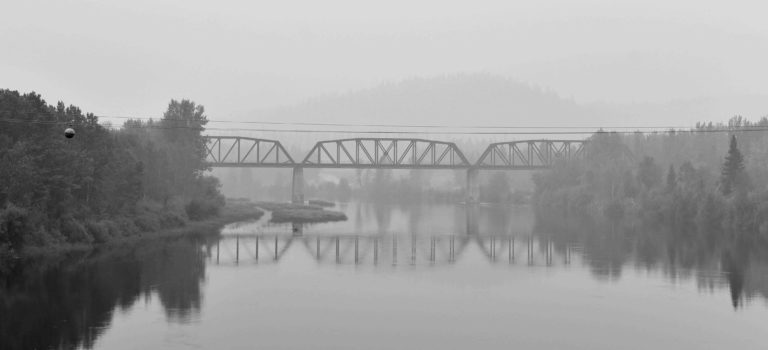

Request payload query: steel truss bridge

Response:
[204,136,587,202]
[204,233,578,267]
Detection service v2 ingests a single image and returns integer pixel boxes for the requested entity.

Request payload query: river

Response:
[1,201,766,349]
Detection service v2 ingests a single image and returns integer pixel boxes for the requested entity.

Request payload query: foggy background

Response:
[3,0,768,128]
[5,3,768,349]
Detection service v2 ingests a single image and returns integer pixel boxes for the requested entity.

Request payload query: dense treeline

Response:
[534,116,768,240]
[0,90,224,257]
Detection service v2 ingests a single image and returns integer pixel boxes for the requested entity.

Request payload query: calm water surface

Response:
[2,202,767,349]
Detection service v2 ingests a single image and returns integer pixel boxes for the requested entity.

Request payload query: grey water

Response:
[2,202,766,350]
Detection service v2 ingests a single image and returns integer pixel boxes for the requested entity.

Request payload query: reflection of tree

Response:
[147,243,205,322]
[407,204,423,234]
[0,238,207,350]
[371,202,392,234]
[354,204,363,234]
[536,213,768,308]
[722,252,746,309]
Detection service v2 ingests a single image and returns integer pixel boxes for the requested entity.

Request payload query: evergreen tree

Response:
[697,193,723,235]
[637,156,662,189]
[721,135,746,195]
[678,161,697,190]
[666,164,677,191]
[622,170,637,198]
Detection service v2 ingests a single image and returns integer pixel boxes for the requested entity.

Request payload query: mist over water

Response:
[2,201,766,350]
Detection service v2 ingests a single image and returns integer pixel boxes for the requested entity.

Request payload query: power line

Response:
[2,117,767,135]
[94,114,695,130]
[1,109,700,129]
[6,109,764,133]
[195,127,768,135]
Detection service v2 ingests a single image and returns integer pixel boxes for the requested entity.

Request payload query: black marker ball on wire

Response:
[64,126,75,139]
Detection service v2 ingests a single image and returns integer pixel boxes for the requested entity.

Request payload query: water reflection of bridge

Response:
[204,234,577,267]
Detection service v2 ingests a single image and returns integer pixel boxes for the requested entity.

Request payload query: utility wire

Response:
[1,117,767,135]
[93,114,695,130]
[0,109,703,129]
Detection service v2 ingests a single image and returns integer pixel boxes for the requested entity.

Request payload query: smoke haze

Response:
[3,0,768,124]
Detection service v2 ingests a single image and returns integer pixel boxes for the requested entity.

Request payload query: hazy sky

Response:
[2,0,768,121]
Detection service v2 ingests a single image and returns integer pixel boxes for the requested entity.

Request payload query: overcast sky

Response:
[2,0,768,121]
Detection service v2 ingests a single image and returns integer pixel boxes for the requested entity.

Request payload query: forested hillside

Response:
[252,74,598,129]
[534,116,768,239]
[0,90,224,257]
[249,74,768,132]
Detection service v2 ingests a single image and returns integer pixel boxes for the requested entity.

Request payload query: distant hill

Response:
[250,74,602,127]
[590,95,768,127]
[243,73,768,130]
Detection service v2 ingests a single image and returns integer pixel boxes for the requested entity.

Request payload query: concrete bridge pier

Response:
[291,166,304,204]
[466,168,480,203]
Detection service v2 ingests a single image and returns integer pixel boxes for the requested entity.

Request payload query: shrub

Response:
[114,217,139,236]
[0,204,29,249]
[26,226,61,247]
[185,198,221,221]
[134,213,161,232]
[60,217,93,244]
[86,221,111,243]
[0,243,16,274]
[160,211,187,228]
[185,176,225,221]
[102,220,122,238]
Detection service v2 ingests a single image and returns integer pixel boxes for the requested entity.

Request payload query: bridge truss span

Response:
[475,139,586,169]
[301,138,471,169]
[205,136,295,167]
[204,135,587,202]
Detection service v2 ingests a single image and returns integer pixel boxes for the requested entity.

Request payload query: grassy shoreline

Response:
[9,199,350,261]
[307,199,335,207]
[16,201,264,259]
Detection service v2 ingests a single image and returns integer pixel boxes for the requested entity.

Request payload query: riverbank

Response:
[307,199,335,207]
[253,201,348,223]
[15,200,264,260]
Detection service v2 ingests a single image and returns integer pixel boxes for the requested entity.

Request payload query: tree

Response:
[622,170,638,198]
[666,164,677,191]
[337,178,352,200]
[720,135,746,195]
[161,99,208,143]
[637,156,662,189]
[159,99,210,199]
[678,161,697,189]
[483,172,510,202]
[697,193,724,235]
